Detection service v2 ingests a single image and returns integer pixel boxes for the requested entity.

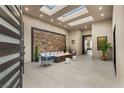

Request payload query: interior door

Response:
[0,5,24,88]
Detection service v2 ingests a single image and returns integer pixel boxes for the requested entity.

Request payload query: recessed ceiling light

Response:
[40,14,43,17]
[101,13,104,17]
[84,26,87,29]
[99,6,103,10]
[58,22,61,25]
[51,19,53,22]
[25,7,29,11]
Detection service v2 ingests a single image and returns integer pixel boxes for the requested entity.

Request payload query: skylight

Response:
[40,5,67,16]
[62,6,85,17]
[45,5,57,10]
[57,6,88,22]
[68,16,94,26]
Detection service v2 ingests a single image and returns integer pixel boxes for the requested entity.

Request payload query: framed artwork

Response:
[97,36,107,50]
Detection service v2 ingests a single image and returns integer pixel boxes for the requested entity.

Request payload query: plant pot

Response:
[35,58,39,62]
[101,53,108,60]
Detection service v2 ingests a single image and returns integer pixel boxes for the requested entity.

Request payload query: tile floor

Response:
[23,55,119,88]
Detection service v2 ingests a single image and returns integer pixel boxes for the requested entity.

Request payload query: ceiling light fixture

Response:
[99,6,103,10]
[84,26,87,29]
[101,13,104,17]
[40,14,43,17]
[25,7,29,11]
[51,19,53,22]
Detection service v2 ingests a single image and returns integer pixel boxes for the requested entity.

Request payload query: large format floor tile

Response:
[23,55,119,88]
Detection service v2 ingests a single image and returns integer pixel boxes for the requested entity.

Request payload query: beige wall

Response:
[113,5,124,87]
[92,19,112,58]
[23,14,69,62]
[68,30,82,55]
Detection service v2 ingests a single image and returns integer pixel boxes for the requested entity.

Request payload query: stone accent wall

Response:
[33,28,66,54]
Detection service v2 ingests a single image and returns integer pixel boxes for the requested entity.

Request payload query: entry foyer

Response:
[0,5,124,88]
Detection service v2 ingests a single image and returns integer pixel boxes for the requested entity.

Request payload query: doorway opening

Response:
[82,35,92,55]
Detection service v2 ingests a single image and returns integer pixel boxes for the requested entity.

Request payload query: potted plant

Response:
[34,46,39,62]
[101,41,111,60]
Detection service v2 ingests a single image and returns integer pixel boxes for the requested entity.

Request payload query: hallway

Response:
[23,55,119,88]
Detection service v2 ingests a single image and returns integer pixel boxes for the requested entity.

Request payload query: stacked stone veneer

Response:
[33,29,66,54]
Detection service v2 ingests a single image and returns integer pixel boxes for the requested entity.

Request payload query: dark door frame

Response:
[82,35,92,55]
[113,25,117,76]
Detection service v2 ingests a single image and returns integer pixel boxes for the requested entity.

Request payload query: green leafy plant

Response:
[101,41,111,53]
[34,46,39,62]
[87,39,90,49]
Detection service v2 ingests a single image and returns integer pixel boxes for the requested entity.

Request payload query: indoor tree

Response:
[101,41,111,60]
